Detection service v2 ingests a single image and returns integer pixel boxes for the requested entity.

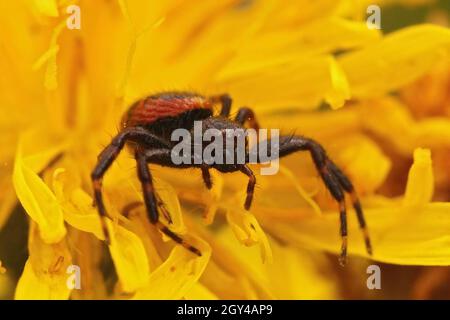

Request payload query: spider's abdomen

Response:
[121,91,213,129]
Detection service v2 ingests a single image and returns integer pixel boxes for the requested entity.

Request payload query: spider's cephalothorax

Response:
[92,91,372,265]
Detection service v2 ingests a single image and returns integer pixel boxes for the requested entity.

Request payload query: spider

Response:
[91,91,372,265]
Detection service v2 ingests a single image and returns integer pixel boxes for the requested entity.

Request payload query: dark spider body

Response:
[92,91,372,265]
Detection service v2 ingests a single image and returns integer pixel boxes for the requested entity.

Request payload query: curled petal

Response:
[226,208,273,264]
[15,223,71,300]
[133,237,211,299]
[12,135,66,243]
[107,221,150,293]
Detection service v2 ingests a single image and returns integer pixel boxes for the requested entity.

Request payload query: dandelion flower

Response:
[1,0,450,300]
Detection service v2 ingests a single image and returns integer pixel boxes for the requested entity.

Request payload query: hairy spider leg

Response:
[201,166,213,189]
[91,127,170,244]
[326,161,373,255]
[137,149,202,256]
[250,135,372,266]
[239,165,257,211]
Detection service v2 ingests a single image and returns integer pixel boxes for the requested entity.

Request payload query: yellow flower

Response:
[1,0,450,299]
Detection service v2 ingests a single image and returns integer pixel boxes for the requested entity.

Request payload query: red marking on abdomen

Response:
[124,96,211,127]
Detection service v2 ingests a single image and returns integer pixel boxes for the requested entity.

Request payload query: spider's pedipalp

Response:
[235,107,260,131]
[210,93,232,117]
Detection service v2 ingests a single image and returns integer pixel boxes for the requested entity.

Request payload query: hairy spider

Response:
[91,91,372,265]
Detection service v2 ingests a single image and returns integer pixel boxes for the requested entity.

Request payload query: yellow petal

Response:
[0,271,13,300]
[216,229,338,299]
[403,148,434,207]
[133,237,211,299]
[51,165,107,240]
[415,118,450,148]
[263,106,360,137]
[339,24,450,98]
[278,165,322,216]
[265,202,450,266]
[0,175,17,230]
[332,134,391,194]
[326,58,351,109]
[226,208,273,264]
[359,97,450,155]
[32,0,59,17]
[260,0,341,28]
[215,18,380,81]
[215,55,350,110]
[33,21,66,91]
[12,137,66,243]
[184,283,218,300]
[107,221,150,293]
[15,260,69,300]
[53,168,152,294]
[203,170,224,225]
[261,148,450,265]
[15,223,71,300]
[153,178,187,234]
[62,188,105,240]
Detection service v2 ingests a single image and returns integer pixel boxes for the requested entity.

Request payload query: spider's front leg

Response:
[137,149,202,256]
[91,127,169,243]
[201,166,213,189]
[274,135,372,266]
[135,151,159,224]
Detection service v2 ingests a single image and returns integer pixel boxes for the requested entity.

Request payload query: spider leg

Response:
[91,127,169,243]
[327,161,372,255]
[239,165,256,210]
[136,149,202,256]
[38,152,64,177]
[121,201,142,218]
[156,195,173,224]
[274,135,372,265]
[121,199,172,224]
[210,93,232,117]
[201,166,213,189]
[235,107,260,131]
[135,150,159,224]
